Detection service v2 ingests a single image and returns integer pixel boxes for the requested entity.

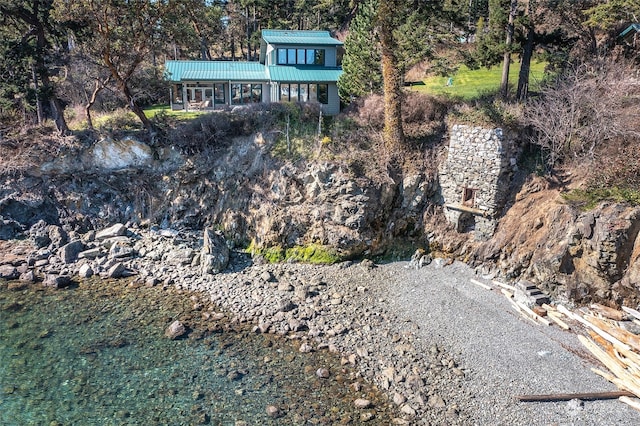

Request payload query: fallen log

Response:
[620,396,640,412]
[547,311,571,330]
[591,303,627,321]
[492,280,516,292]
[516,301,551,326]
[470,279,492,290]
[584,315,640,353]
[517,390,634,402]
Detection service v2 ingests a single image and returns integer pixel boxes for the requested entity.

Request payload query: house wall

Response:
[439,124,520,240]
[324,84,340,115]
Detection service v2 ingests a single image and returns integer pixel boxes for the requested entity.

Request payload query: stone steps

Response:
[514,280,550,306]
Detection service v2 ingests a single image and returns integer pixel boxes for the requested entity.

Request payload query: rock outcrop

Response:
[473,177,640,306]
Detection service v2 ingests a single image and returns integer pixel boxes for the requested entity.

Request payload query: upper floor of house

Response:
[259,29,343,68]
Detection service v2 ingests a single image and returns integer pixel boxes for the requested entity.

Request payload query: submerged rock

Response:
[164,320,187,340]
[43,274,72,289]
[0,265,18,279]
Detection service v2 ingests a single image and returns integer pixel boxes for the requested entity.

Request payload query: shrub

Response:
[524,59,640,170]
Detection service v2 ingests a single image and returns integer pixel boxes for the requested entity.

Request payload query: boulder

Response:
[78,248,102,259]
[58,240,84,264]
[1,217,25,240]
[96,223,128,240]
[91,136,153,170]
[43,274,73,289]
[107,262,126,279]
[108,240,134,258]
[0,265,19,280]
[19,270,36,283]
[200,228,229,274]
[78,263,94,278]
[164,320,187,339]
[28,220,50,247]
[48,225,68,249]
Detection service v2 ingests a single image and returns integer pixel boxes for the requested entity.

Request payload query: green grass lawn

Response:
[412,61,547,100]
[144,104,205,120]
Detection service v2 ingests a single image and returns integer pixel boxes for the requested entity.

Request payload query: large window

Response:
[276,48,326,65]
[232,83,262,105]
[280,83,328,104]
[214,83,225,105]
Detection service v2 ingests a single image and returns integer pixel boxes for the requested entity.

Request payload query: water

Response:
[0,278,391,425]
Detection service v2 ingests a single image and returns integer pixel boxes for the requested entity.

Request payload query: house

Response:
[619,23,640,47]
[164,29,343,115]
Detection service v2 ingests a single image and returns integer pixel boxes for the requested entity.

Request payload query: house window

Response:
[277,48,287,65]
[282,83,327,104]
[276,48,326,65]
[314,49,325,65]
[290,84,299,102]
[299,84,308,102]
[309,84,317,102]
[462,187,477,207]
[317,84,328,104]
[231,83,242,105]
[214,83,225,104]
[306,49,315,64]
[251,84,262,102]
[232,83,262,104]
[280,84,289,101]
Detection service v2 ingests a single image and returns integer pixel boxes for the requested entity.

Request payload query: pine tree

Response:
[338,0,382,103]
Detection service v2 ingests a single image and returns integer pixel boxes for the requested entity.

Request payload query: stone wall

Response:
[439,124,519,240]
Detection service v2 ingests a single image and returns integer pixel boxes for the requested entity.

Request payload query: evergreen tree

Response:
[0,0,70,133]
[338,0,382,103]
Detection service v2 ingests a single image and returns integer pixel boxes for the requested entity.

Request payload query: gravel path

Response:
[368,260,638,425]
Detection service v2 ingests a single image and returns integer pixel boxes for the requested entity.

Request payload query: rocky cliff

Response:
[472,176,640,307]
[1,129,638,307]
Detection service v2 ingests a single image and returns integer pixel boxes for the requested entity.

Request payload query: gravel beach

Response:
[188,257,639,425]
[3,227,639,424]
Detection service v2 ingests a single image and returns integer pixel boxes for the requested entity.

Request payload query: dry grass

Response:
[0,123,83,176]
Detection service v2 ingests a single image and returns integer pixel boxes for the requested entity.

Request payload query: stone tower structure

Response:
[439,124,520,240]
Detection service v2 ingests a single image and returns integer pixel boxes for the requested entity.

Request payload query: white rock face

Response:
[92,137,153,170]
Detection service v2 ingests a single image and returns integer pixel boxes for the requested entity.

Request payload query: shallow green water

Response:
[0,279,390,425]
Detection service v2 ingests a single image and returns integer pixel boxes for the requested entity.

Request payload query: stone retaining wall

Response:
[439,124,520,240]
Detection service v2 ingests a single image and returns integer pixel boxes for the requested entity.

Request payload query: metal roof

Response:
[261,29,343,46]
[164,61,268,82]
[619,23,640,38]
[267,65,342,83]
[165,61,342,83]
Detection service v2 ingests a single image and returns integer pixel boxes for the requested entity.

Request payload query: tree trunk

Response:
[85,77,109,130]
[378,0,404,149]
[517,24,534,101]
[49,98,69,136]
[501,0,518,99]
[31,64,43,125]
[34,16,69,135]
[118,78,154,135]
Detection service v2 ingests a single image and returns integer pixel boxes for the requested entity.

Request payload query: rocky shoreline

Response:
[0,222,469,424]
[3,221,639,425]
